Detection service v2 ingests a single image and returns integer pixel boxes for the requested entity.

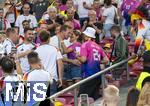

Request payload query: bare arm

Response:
[101,56,109,64]
[61,42,74,54]
[92,24,102,34]
[57,59,64,86]
[15,60,23,75]
[17,50,33,58]
[77,55,87,63]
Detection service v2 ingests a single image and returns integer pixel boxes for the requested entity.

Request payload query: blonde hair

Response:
[137,83,150,106]
[103,85,120,106]
[47,6,57,13]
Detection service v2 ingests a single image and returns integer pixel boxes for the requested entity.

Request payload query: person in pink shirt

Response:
[66,8,81,30]
[77,27,109,100]
[92,0,103,21]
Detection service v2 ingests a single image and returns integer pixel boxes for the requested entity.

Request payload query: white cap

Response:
[83,27,96,38]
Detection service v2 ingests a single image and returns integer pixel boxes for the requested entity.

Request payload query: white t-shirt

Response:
[74,0,93,18]
[4,75,20,82]
[17,43,35,73]
[35,44,63,80]
[6,13,15,24]
[27,69,52,82]
[50,36,71,49]
[136,20,150,40]
[102,5,117,24]
[3,38,15,55]
[15,14,38,36]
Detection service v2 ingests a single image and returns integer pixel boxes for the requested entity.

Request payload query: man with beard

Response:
[15,3,37,37]
[110,26,128,80]
[17,28,36,74]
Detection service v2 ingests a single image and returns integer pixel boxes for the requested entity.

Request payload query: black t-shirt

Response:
[46,16,64,36]
[32,1,50,21]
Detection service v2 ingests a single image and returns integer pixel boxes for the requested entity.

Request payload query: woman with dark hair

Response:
[126,87,140,106]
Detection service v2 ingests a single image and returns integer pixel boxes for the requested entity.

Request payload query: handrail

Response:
[49,56,133,101]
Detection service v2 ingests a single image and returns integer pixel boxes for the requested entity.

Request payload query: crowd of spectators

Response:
[0,0,150,106]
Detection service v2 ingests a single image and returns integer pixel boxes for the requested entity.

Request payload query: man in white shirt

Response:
[15,3,38,36]
[35,30,63,95]
[50,25,71,51]
[3,28,19,55]
[17,28,36,74]
[25,51,52,106]
[74,0,94,27]
[50,25,81,66]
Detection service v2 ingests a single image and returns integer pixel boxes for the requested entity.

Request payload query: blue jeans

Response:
[63,64,81,81]
[103,24,114,38]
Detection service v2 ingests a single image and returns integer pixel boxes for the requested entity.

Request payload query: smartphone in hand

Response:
[79,94,89,106]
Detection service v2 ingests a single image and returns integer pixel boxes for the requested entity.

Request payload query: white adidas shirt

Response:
[27,69,52,82]
[17,43,35,73]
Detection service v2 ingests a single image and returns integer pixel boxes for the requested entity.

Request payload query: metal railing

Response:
[37,56,133,106]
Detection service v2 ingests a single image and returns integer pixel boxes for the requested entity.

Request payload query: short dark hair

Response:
[39,30,50,42]
[60,25,70,32]
[22,20,30,25]
[0,56,15,73]
[110,25,121,33]
[6,28,16,37]
[143,50,150,63]
[28,52,40,64]
[23,2,31,8]
[24,28,33,34]
[104,0,112,6]
[0,8,4,12]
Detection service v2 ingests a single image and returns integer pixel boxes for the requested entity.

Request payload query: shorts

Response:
[63,64,81,81]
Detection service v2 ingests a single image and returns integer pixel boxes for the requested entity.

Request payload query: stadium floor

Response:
[91,79,137,106]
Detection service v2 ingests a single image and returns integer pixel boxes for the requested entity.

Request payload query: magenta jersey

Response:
[80,40,106,78]
[121,0,141,13]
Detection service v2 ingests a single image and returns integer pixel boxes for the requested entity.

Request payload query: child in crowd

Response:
[61,32,82,86]
[101,85,120,106]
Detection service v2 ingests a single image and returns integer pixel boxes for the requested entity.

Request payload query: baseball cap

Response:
[104,43,111,49]
[82,27,96,38]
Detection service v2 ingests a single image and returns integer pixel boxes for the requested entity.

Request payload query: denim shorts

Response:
[63,64,81,81]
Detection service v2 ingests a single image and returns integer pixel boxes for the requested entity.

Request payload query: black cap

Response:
[0,8,3,12]
[143,50,150,63]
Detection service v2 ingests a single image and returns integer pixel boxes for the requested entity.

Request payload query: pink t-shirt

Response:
[80,40,106,77]
[72,19,81,30]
